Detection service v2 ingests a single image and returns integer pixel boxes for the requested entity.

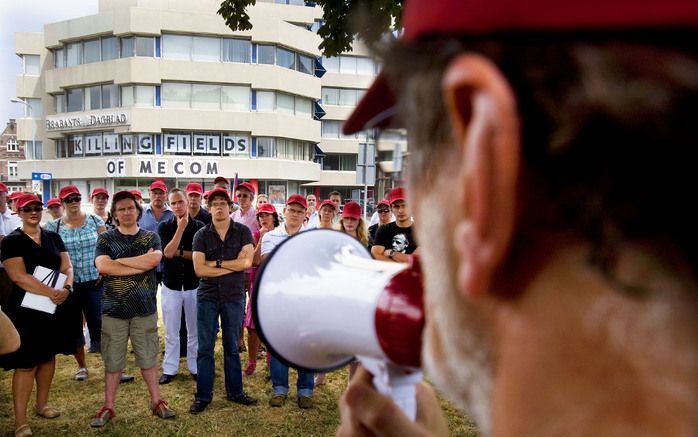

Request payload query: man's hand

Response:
[50,288,69,305]
[337,366,449,437]
[177,213,188,230]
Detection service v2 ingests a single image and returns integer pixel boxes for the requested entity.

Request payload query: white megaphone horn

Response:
[253,229,425,420]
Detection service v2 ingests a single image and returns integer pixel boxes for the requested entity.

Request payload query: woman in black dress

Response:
[0,194,74,437]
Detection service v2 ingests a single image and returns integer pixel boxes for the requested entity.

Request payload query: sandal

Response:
[90,406,115,428]
[14,424,32,437]
[75,367,88,381]
[35,405,61,419]
[244,361,256,377]
[151,399,176,419]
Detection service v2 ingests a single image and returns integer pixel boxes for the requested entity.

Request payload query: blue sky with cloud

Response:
[0,0,98,122]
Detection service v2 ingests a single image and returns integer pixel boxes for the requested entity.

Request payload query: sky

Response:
[0,0,98,123]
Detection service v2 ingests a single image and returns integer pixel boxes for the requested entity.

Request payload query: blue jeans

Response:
[270,355,314,397]
[74,280,103,348]
[196,297,245,402]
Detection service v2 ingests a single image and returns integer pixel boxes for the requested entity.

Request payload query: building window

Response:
[257,137,276,158]
[55,94,66,113]
[7,162,18,178]
[101,37,118,60]
[276,47,296,70]
[222,38,251,63]
[162,34,192,60]
[323,153,358,171]
[120,37,135,58]
[192,36,220,62]
[54,48,65,68]
[322,55,377,75]
[222,85,250,111]
[321,120,341,138]
[121,85,155,107]
[298,54,313,74]
[256,91,275,112]
[83,39,101,63]
[191,84,221,110]
[258,45,275,65]
[22,55,40,75]
[162,83,192,108]
[6,139,18,152]
[135,37,155,57]
[66,42,82,66]
[66,88,84,112]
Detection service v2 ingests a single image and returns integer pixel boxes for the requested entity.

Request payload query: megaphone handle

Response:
[359,357,422,421]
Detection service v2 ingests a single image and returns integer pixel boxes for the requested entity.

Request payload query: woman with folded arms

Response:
[46,185,106,380]
[0,194,74,437]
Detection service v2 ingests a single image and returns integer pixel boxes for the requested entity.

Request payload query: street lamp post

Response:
[10,97,38,195]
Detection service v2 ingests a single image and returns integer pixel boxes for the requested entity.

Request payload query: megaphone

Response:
[253,229,425,419]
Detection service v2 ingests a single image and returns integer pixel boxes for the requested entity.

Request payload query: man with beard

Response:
[337,0,698,436]
[158,188,204,384]
[371,187,417,263]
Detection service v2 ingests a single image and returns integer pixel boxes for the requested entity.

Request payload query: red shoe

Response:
[244,361,257,377]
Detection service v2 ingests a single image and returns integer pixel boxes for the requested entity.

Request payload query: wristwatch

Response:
[63,284,73,293]
[216,259,222,268]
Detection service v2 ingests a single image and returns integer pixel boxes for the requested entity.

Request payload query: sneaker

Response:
[75,368,88,381]
[243,361,256,377]
[90,406,115,427]
[189,400,209,415]
[151,399,176,419]
[228,393,258,406]
[297,396,314,409]
[158,374,176,385]
[268,393,287,407]
[120,374,135,383]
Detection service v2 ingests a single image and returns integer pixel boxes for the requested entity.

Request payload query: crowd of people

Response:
[0,179,417,436]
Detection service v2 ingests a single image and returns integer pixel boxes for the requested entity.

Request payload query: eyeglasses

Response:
[377,209,390,214]
[21,206,43,213]
[236,193,251,199]
[64,196,81,204]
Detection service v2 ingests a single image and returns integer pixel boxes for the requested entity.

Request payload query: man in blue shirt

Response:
[138,180,173,284]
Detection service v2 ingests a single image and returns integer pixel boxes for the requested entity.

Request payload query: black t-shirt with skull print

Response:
[373,222,418,255]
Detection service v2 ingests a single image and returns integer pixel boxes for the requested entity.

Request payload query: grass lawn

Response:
[1,324,479,436]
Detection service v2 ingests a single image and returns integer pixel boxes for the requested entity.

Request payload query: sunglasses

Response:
[377,208,390,213]
[21,206,43,213]
[64,196,82,203]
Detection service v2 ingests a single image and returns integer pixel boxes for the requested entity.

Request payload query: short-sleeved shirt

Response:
[373,222,418,255]
[192,208,212,225]
[192,219,253,303]
[261,224,305,256]
[158,215,204,291]
[231,207,260,234]
[45,214,104,283]
[95,228,161,319]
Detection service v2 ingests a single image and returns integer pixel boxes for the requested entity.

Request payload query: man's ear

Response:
[442,53,520,299]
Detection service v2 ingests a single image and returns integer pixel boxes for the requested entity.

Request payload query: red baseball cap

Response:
[235,182,255,195]
[342,201,362,220]
[286,194,307,209]
[128,189,143,199]
[149,180,167,192]
[8,191,24,201]
[47,198,62,208]
[388,187,406,205]
[185,182,203,195]
[207,188,232,202]
[58,185,81,200]
[213,176,229,185]
[319,199,337,211]
[256,203,277,216]
[0,182,8,193]
[343,0,698,135]
[376,199,391,209]
[91,187,109,198]
[15,194,42,210]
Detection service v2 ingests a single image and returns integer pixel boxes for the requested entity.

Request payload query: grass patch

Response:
[1,331,479,436]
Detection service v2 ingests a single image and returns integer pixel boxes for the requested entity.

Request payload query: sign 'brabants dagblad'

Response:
[46,113,127,130]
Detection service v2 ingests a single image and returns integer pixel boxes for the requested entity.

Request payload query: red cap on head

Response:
[286,194,308,209]
[128,189,143,199]
[0,182,8,193]
[342,201,362,220]
[207,188,232,203]
[388,187,406,205]
[235,182,255,195]
[58,185,81,200]
[343,0,698,135]
[377,199,391,209]
[149,181,167,192]
[46,198,62,208]
[319,199,337,211]
[8,191,24,201]
[256,203,277,216]
[213,176,228,185]
[185,182,203,195]
[15,194,42,210]
[90,187,109,198]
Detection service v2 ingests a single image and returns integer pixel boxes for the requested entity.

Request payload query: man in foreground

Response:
[93,190,174,426]
[189,188,257,414]
[338,0,698,435]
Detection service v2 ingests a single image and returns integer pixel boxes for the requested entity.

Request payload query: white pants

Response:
[161,285,198,375]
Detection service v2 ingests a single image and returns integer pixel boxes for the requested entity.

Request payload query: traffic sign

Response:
[32,172,52,181]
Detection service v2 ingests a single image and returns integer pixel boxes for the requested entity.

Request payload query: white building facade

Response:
[14,0,405,206]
